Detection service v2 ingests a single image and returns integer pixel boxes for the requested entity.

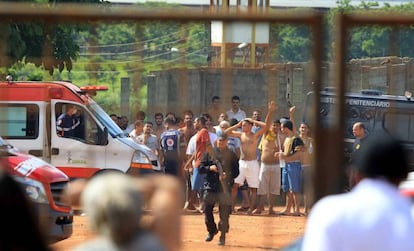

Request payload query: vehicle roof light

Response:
[80,86,108,91]
[79,85,108,97]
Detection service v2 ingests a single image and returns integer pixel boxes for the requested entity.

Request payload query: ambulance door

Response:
[51,100,108,178]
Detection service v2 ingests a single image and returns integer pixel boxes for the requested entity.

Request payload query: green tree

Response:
[328,0,414,60]
[271,24,311,62]
[1,0,104,77]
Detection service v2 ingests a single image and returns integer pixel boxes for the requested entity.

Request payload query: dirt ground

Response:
[51,207,306,251]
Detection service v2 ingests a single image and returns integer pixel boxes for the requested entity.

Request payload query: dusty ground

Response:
[51,207,306,251]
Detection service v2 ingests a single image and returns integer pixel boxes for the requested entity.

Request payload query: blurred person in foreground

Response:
[0,168,51,251]
[72,173,183,251]
[301,133,414,251]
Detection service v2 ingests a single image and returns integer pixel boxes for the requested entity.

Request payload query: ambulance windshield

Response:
[88,103,124,137]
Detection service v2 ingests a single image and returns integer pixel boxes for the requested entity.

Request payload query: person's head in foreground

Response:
[301,133,414,251]
[77,172,167,251]
[352,133,408,186]
[82,172,144,245]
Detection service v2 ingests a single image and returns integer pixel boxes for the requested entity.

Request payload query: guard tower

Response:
[209,0,270,68]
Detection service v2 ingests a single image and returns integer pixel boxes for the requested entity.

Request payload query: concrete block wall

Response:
[146,57,413,124]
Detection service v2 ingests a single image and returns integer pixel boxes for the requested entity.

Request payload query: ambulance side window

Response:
[56,103,81,140]
[55,103,100,145]
[83,112,100,145]
[384,112,414,142]
[0,104,39,139]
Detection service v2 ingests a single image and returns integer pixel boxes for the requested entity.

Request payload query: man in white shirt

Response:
[226,95,246,122]
[302,134,414,251]
[135,121,159,156]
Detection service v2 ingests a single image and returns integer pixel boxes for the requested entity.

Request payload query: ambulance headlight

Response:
[12,176,49,204]
[131,151,151,164]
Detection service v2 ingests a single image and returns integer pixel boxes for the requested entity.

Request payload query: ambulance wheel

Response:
[92,169,124,178]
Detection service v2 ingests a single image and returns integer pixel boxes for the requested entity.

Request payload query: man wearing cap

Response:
[199,132,239,246]
[302,134,414,251]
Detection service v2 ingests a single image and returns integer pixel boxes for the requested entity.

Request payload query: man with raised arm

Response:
[224,101,276,214]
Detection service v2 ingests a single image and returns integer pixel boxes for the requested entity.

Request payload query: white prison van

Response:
[302,88,414,171]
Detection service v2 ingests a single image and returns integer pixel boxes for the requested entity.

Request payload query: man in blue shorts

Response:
[277,119,304,216]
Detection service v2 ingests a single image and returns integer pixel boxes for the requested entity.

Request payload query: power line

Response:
[80,37,184,56]
[74,38,208,65]
[79,25,205,49]
[79,30,207,56]
[79,29,183,49]
[70,47,207,73]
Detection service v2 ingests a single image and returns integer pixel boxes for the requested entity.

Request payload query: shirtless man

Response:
[179,110,198,210]
[298,122,313,215]
[225,101,276,214]
[207,95,222,125]
[179,110,197,145]
[153,112,164,139]
[254,119,285,215]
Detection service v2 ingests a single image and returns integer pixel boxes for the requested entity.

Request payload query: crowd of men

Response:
[106,96,317,247]
[108,96,314,220]
[48,96,414,250]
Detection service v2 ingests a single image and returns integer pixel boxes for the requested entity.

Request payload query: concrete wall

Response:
[147,56,413,124]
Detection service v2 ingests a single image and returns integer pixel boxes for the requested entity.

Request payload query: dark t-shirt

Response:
[284,135,304,156]
[160,129,180,161]
[199,147,239,192]
[56,113,80,138]
[351,136,367,163]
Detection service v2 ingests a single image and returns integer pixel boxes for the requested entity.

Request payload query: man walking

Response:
[199,132,239,246]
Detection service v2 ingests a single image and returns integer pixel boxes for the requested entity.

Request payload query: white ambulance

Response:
[0,79,161,179]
